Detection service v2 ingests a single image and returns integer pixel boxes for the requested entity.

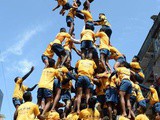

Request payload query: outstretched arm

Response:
[138,84,150,91]
[22,66,34,81]
[52,4,60,11]
[27,84,38,91]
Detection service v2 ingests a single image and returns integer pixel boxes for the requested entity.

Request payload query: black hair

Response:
[14,77,19,83]
[88,97,97,109]
[133,55,140,62]
[60,27,66,32]
[85,23,94,31]
[99,13,105,16]
[48,59,55,67]
[23,91,32,102]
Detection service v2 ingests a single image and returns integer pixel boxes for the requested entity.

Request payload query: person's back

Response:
[17,102,40,120]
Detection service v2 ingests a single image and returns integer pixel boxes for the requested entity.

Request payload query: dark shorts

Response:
[135,73,144,83]
[102,25,112,38]
[81,41,93,50]
[61,89,71,102]
[37,88,53,98]
[63,2,72,10]
[119,80,132,94]
[97,95,106,104]
[105,87,118,103]
[66,16,74,27]
[116,57,125,63]
[52,43,66,58]
[12,98,23,107]
[100,49,110,57]
[77,76,91,89]
[41,54,54,63]
[53,79,62,93]
[137,99,146,108]
[153,102,160,113]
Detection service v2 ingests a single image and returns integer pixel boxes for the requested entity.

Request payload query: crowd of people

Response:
[12,0,160,120]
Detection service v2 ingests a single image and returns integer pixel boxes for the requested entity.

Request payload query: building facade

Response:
[138,12,160,117]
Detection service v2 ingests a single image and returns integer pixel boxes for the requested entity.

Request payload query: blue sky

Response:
[0,0,160,119]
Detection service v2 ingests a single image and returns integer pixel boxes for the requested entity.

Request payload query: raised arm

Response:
[52,4,60,11]
[27,84,38,91]
[22,66,34,82]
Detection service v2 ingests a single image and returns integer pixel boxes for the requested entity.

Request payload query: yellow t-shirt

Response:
[64,38,76,52]
[45,111,60,120]
[116,67,130,81]
[134,84,145,102]
[79,108,100,120]
[81,10,93,22]
[130,62,141,69]
[38,68,60,90]
[53,32,71,45]
[67,112,79,120]
[75,59,97,79]
[148,87,159,105]
[17,102,40,120]
[57,0,67,6]
[95,31,110,50]
[43,42,54,58]
[96,73,110,96]
[135,114,149,120]
[110,75,118,88]
[12,78,28,100]
[109,46,123,60]
[81,29,95,42]
[67,8,76,19]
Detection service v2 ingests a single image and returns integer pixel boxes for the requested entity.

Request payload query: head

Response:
[88,97,97,109]
[48,59,55,67]
[14,77,20,83]
[83,2,89,10]
[85,23,94,31]
[99,27,105,32]
[23,91,32,102]
[99,13,105,19]
[60,27,66,32]
[138,105,147,114]
[132,55,140,62]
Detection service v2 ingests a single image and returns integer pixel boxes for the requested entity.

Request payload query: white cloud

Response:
[0,26,42,62]
[12,59,34,74]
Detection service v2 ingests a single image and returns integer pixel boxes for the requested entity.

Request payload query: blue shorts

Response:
[63,2,72,10]
[53,79,62,93]
[37,88,53,98]
[81,41,93,50]
[77,76,91,89]
[119,80,132,94]
[100,49,110,57]
[61,89,71,102]
[102,25,112,38]
[66,16,74,27]
[138,99,146,108]
[116,57,125,63]
[97,95,106,104]
[153,102,160,113]
[12,98,23,107]
[41,55,54,63]
[52,43,66,58]
[105,87,118,103]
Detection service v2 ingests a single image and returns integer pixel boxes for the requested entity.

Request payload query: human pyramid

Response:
[13,0,160,120]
